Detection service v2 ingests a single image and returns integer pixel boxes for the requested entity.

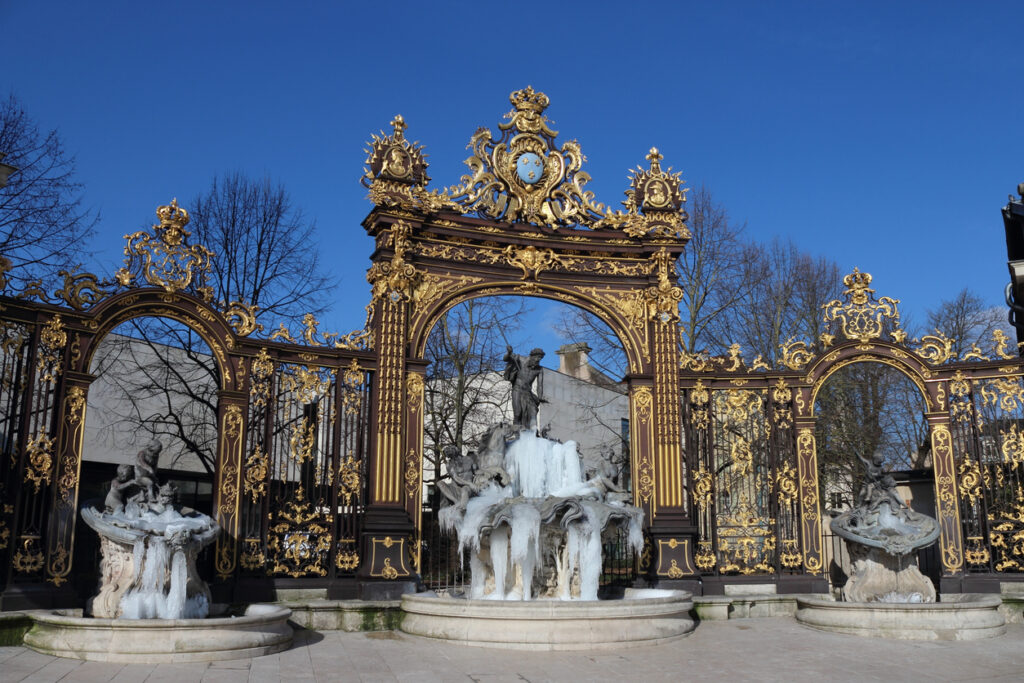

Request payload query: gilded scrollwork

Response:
[249,348,273,408]
[37,314,67,385]
[24,433,54,492]
[222,299,263,337]
[442,87,688,237]
[775,462,798,506]
[633,386,652,424]
[779,338,813,371]
[13,538,44,574]
[336,547,359,571]
[342,359,366,416]
[958,458,983,507]
[243,445,269,504]
[405,371,424,414]
[979,377,1024,414]
[267,487,331,578]
[644,248,683,323]
[692,465,713,512]
[991,329,1018,360]
[822,269,903,345]
[715,494,775,575]
[338,452,362,505]
[240,538,267,572]
[915,330,956,365]
[694,541,716,571]
[115,199,214,299]
[55,269,111,310]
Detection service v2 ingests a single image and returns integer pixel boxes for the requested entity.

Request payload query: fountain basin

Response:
[23,604,293,662]
[400,588,695,650]
[795,595,1005,640]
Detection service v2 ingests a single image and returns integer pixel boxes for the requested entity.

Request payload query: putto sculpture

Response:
[829,452,940,602]
[81,438,219,619]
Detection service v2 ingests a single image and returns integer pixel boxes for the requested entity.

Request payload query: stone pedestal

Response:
[842,541,935,603]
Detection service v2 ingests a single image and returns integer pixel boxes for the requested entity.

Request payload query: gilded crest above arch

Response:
[362,87,690,239]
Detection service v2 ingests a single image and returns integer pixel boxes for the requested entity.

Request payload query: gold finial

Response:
[646,147,663,174]
[509,86,550,114]
[389,115,407,140]
[155,199,190,243]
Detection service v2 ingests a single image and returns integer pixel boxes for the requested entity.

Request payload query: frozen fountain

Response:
[400,347,695,650]
[24,439,293,662]
[796,452,1005,640]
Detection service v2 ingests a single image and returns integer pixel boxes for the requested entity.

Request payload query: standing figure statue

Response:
[503,345,546,429]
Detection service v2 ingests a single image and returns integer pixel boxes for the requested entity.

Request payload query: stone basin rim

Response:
[404,588,690,607]
[28,604,291,627]
[796,595,1002,610]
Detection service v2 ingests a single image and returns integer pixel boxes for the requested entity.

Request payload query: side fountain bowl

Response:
[795,453,1005,640]
[23,440,293,662]
[401,588,695,651]
[23,604,294,663]
[795,595,1005,641]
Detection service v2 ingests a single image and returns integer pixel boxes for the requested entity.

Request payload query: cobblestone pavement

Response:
[2,619,1022,683]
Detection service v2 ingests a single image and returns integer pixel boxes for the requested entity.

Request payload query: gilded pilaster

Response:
[213,397,246,580]
[927,416,964,575]
[794,423,824,575]
[44,376,89,586]
[629,381,655,517]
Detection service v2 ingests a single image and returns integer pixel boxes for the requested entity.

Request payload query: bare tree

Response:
[678,185,749,354]
[189,173,335,326]
[926,288,1006,359]
[0,93,97,288]
[93,173,336,472]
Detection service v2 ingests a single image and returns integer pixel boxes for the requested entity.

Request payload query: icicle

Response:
[489,526,510,599]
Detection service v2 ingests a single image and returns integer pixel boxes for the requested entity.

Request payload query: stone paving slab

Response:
[1,619,1021,682]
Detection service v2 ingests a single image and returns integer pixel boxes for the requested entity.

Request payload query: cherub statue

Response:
[130,440,163,505]
[104,464,136,514]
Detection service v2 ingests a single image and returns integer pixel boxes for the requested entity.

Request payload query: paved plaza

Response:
[2,618,1021,683]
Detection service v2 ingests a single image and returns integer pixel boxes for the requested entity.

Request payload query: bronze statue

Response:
[503,345,546,429]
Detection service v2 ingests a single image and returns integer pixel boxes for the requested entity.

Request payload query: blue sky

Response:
[3,1,1022,359]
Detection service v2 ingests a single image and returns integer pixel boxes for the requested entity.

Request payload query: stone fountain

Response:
[400,347,695,650]
[796,452,1005,640]
[23,439,293,662]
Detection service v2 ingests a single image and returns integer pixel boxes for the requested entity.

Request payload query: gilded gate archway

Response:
[357,88,698,590]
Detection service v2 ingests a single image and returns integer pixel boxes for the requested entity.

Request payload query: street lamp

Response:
[0,152,16,188]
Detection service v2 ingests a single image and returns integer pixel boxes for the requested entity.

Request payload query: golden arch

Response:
[808,345,934,415]
[408,280,646,376]
[81,288,232,389]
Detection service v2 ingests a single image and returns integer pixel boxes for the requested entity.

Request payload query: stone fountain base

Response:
[795,595,1006,640]
[400,588,695,650]
[23,604,293,662]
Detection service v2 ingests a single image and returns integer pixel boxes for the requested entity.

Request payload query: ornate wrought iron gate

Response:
[1,88,1021,607]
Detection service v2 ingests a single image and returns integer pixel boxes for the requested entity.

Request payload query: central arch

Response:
[409,281,646,376]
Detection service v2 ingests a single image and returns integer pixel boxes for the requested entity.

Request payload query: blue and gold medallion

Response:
[516,152,544,185]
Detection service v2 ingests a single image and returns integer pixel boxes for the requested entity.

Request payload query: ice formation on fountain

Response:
[437,347,643,601]
[81,439,219,619]
[830,452,940,603]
